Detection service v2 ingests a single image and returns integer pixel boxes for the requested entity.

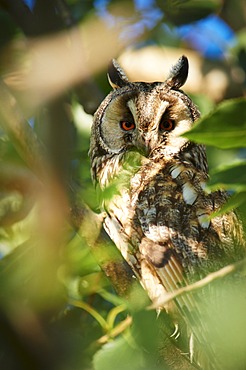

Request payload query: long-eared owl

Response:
[89,56,245,369]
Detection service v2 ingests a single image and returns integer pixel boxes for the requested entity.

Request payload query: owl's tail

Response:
[154,256,221,369]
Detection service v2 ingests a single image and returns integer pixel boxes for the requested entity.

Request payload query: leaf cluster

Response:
[183,97,246,219]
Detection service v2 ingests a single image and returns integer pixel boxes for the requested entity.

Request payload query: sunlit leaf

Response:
[100,151,143,204]
[93,335,144,370]
[208,161,246,191]
[190,93,215,116]
[183,98,246,149]
[209,191,246,218]
[93,308,166,370]
[202,281,246,369]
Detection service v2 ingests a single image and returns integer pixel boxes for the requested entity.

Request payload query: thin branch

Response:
[149,257,246,310]
[69,299,109,332]
[97,316,132,344]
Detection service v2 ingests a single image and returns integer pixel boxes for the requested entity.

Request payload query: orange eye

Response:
[120,120,135,131]
[159,119,175,132]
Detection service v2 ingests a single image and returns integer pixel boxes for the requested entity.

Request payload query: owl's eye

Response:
[159,119,175,132]
[120,120,135,131]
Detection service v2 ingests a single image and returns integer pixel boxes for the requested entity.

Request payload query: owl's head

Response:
[90,56,201,186]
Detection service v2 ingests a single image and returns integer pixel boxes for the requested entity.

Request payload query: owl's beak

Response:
[136,135,152,157]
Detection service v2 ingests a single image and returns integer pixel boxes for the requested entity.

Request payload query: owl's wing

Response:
[137,231,219,368]
[135,186,246,369]
[103,172,245,369]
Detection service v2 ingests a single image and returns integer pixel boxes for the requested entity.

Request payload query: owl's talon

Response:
[170,323,180,339]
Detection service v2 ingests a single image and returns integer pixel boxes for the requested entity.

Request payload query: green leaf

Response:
[93,309,164,370]
[99,151,143,204]
[93,335,144,370]
[210,192,246,218]
[208,161,246,191]
[190,93,215,116]
[159,0,221,25]
[183,98,246,149]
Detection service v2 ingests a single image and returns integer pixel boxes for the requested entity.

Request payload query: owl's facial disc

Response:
[126,95,185,157]
[99,84,193,160]
[99,92,137,154]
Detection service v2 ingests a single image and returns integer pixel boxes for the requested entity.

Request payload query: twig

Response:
[69,299,109,332]
[149,257,246,310]
[97,316,132,344]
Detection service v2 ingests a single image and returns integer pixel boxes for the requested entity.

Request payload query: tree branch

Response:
[149,257,246,309]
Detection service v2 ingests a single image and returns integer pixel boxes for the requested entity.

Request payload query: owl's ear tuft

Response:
[108,59,129,89]
[166,55,189,89]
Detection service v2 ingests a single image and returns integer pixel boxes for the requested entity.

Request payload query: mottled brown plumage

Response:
[89,56,245,369]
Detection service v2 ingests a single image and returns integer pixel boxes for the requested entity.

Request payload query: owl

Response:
[89,56,245,369]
